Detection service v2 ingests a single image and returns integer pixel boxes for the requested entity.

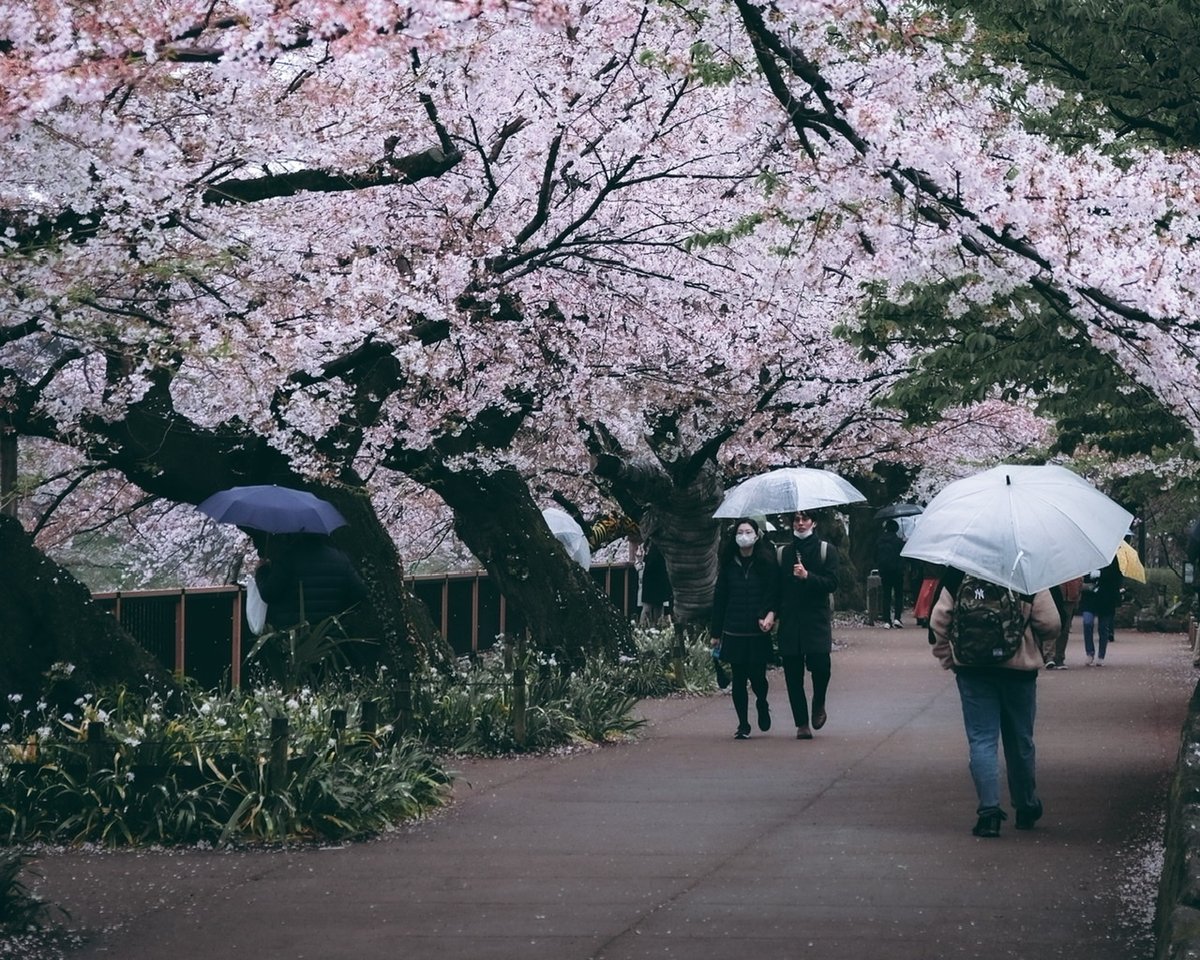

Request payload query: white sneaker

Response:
[1085,656,1095,666]
[892,619,903,628]
[1057,662,1069,670]
[1095,659,1105,666]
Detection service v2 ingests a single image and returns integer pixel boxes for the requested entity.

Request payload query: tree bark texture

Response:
[431,466,633,664]
[0,515,178,717]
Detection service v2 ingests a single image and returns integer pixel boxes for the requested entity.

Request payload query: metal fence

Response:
[93,563,640,688]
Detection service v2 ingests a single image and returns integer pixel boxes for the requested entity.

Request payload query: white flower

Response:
[215,718,227,728]
[0,724,10,734]
[7,694,21,704]
[36,726,52,739]
[285,699,300,711]
[199,702,212,716]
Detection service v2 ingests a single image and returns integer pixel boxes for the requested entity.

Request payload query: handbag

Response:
[245,575,268,635]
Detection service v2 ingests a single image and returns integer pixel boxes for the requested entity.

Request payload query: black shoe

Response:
[734,724,751,740]
[811,708,827,731]
[756,699,771,732]
[1015,802,1043,830]
[972,808,1007,838]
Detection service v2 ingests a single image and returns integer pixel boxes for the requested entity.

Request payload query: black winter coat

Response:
[776,535,839,656]
[256,536,368,629]
[874,531,905,575]
[710,547,778,639]
[1079,557,1122,617]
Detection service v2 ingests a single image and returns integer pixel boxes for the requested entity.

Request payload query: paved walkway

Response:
[27,624,1198,959]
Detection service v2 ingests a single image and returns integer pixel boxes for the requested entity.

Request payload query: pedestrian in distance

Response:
[1080,556,1122,666]
[930,567,1061,838]
[636,536,673,627]
[777,509,839,740]
[1045,577,1082,669]
[255,532,368,631]
[874,518,907,628]
[710,518,779,739]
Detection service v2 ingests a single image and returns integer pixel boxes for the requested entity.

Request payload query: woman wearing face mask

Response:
[777,510,840,739]
[710,518,779,739]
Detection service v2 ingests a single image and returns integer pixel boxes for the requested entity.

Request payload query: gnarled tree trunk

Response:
[0,515,178,717]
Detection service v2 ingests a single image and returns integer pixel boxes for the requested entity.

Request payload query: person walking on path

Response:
[874,519,907,628]
[710,518,779,739]
[930,567,1061,837]
[1080,557,1122,666]
[777,509,839,740]
[1045,576,1082,668]
[255,532,368,630]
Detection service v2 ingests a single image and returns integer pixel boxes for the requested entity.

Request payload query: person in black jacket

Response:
[874,519,907,628]
[710,518,779,739]
[255,532,368,631]
[777,510,839,739]
[1079,556,1122,666]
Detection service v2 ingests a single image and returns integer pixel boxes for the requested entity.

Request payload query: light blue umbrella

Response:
[900,465,1133,594]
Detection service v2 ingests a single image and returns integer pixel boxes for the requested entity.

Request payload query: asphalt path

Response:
[27,622,1197,960]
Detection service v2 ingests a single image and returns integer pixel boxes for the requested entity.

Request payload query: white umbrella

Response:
[541,507,592,570]
[900,464,1134,594]
[713,467,866,519]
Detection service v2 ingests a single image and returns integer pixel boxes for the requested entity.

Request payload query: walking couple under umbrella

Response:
[710,468,863,740]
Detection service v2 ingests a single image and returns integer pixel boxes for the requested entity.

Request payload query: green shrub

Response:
[0,626,701,847]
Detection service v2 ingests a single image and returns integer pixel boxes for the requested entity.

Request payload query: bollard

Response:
[85,721,107,774]
[330,708,347,750]
[866,569,882,625]
[512,632,528,749]
[360,700,379,736]
[268,716,288,793]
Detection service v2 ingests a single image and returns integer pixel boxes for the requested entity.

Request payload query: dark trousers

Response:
[880,570,904,622]
[730,662,769,726]
[782,652,831,727]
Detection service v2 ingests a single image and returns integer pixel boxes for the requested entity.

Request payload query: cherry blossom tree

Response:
[2,0,1130,681]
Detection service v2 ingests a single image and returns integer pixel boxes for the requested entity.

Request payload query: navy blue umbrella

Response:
[197,485,348,534]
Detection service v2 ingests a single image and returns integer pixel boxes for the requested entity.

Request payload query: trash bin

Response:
[866,569,881,625]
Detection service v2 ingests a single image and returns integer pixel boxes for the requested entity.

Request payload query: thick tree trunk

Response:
[431,467,633,664]
[318,485,452,672]
[595,455,724,630]
[0,515,178,718]
[18,384,446,673]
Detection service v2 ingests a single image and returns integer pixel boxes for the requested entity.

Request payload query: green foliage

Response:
[941,0,1200,149]
[0,849,58,932]
[842,279,1193,460]
[0,625,712,847]
[244,614,372,694]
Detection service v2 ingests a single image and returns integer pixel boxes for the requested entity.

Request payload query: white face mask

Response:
[794,528,814,540]
[735,532,757,548]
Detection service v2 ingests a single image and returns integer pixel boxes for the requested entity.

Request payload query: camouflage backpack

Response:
[948,575,1030,666]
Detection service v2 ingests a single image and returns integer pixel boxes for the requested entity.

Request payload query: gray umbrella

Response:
[874,503,923,521]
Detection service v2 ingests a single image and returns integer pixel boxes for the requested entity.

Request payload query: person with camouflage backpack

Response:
[929,567,1061,838]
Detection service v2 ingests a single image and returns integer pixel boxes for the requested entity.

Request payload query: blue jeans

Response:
[1081,611,1113,660]
[955,672,1039,814]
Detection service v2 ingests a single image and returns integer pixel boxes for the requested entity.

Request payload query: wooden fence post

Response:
[86,722,108,774]
[330,708,347,750]
[673,624,688,690]
[268,716,289,792]
[512,632,527,749]
[360,700,378,736]
[393,668,412,740]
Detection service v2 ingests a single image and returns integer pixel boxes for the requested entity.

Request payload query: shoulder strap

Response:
[820,541,827,563]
